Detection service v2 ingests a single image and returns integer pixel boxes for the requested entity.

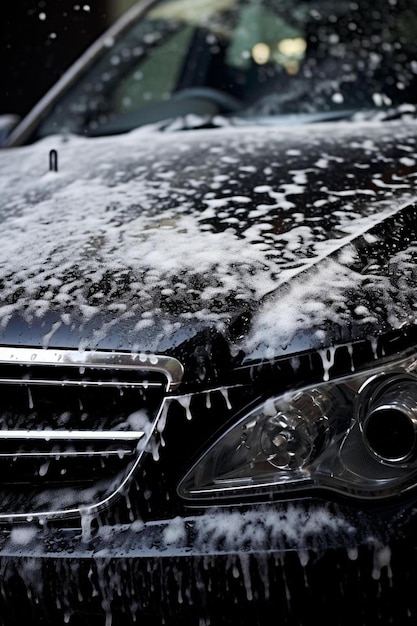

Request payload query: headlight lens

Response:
[178,350,417,501]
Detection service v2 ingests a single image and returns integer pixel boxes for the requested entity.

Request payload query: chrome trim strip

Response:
[0,449,134,459]
[0,378,162,389]
[0,347,184,391]
[0,430,145,441]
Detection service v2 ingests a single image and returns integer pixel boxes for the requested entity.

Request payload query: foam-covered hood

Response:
[1,118,417,370]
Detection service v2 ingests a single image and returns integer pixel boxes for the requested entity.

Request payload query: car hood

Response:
[1,118,417,371]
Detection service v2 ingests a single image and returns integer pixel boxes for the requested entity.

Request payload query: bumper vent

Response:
[0,347,183,521]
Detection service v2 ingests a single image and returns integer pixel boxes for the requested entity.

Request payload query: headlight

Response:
[178,350,417,501]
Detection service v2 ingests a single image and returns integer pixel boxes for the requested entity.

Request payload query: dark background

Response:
[1,1,134,118]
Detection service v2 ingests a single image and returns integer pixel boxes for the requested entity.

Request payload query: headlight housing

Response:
[178,350,417,501]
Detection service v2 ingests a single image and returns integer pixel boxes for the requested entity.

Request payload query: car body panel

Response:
[0,498,415,625]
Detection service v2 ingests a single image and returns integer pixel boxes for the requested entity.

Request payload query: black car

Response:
[1,0,417,624]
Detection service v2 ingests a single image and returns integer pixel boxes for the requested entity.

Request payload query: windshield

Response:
[37,0,417,138]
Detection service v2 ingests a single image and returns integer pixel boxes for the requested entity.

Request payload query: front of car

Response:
[2,0,417,624]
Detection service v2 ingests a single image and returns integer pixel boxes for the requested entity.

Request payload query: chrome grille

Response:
[0,347,183,521]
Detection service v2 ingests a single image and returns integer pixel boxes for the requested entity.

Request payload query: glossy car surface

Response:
[2,0,417,624]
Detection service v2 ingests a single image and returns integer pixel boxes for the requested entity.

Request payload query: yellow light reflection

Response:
[252,42,270,65]
[278,37,307,57]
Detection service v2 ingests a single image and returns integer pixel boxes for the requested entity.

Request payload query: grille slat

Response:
[0,378,163,388]
[0,430,145,440]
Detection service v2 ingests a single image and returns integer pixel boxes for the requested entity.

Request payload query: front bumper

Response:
[0,499,416,626]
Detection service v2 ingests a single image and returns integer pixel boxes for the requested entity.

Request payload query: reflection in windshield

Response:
[37,0,417,138]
